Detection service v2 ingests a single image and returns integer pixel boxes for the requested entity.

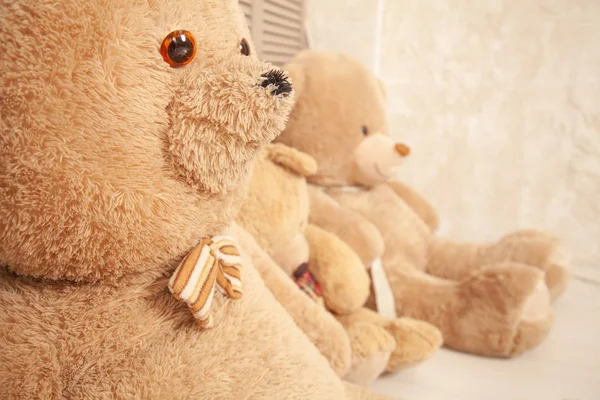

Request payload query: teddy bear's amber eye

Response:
[239,38,250,56]
[361,126,369,136]
[160,30,197,68]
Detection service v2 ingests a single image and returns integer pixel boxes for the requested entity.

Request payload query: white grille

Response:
[239,0,307,67]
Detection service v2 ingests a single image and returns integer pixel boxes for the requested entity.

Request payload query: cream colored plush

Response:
[238,143,442,385]
[275,50,571,358]
[0,3,392,399]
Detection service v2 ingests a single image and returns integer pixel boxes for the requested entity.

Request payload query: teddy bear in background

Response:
[237,143,443,385]
[0,2,394,399]
[275,50,571,358]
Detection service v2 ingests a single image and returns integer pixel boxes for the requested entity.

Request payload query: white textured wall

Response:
[305,0,378,71]
[306,0,600,272]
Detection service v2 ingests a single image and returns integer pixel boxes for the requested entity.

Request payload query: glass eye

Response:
[239,38,250,56]
[361,126,369,136]
[160,30,196,67]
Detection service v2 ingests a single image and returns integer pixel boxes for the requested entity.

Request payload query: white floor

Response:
[370,268,600,400]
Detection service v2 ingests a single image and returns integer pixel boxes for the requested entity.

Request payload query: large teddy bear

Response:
[0,3,392,399]
[275,50,571,358]
[237,143,442,385]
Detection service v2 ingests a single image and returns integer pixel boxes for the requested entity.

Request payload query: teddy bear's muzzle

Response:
[353,133,409,184]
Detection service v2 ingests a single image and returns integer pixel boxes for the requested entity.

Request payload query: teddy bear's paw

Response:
[343,323,395,385]
[521,278,552,322]
[545,242,571,300]
[509,307,555,357]
[492,233,571,301]
[450,264,554,357]
[383,318,442,372]
[491,267,555,358]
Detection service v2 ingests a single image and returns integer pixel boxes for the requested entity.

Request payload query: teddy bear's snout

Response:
[259,69,292,97]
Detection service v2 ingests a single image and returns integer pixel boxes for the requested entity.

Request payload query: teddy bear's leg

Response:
[423,232,570,301]
[387,262,553,357]
[342,322,395,385]
[234,225,352,376]
[492,230,571,300]
[425,237,490,280]
[337,308,443,373]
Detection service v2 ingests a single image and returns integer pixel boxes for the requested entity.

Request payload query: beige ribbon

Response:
[168,236,243,328]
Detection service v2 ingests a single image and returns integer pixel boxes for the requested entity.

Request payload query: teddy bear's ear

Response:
[264,143,318,177]
[284,62,306,100]
[376,77,387,102]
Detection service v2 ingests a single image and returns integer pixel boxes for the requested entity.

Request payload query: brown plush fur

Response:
[344,382,398,400]
[275,50,570,357]
[0,3,381,398]
[237,144,442,386]
[234,215,353,377]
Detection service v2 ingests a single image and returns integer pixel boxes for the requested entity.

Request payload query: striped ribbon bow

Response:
[168,236,243,328]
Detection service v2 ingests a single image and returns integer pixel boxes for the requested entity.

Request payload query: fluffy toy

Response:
[275,50,571,358]
[238,143,442,385]
[0,3,392,399]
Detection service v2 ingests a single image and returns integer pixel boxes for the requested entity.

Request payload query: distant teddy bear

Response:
[238,143,442,385]
[275,50,570,357]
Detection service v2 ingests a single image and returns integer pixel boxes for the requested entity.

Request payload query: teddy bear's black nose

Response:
[260,69,292,97]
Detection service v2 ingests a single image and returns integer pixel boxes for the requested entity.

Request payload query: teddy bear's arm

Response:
[304,224,371,315]
[308,185,384,267]
[384,180,440,232]
[231,223,352,376]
